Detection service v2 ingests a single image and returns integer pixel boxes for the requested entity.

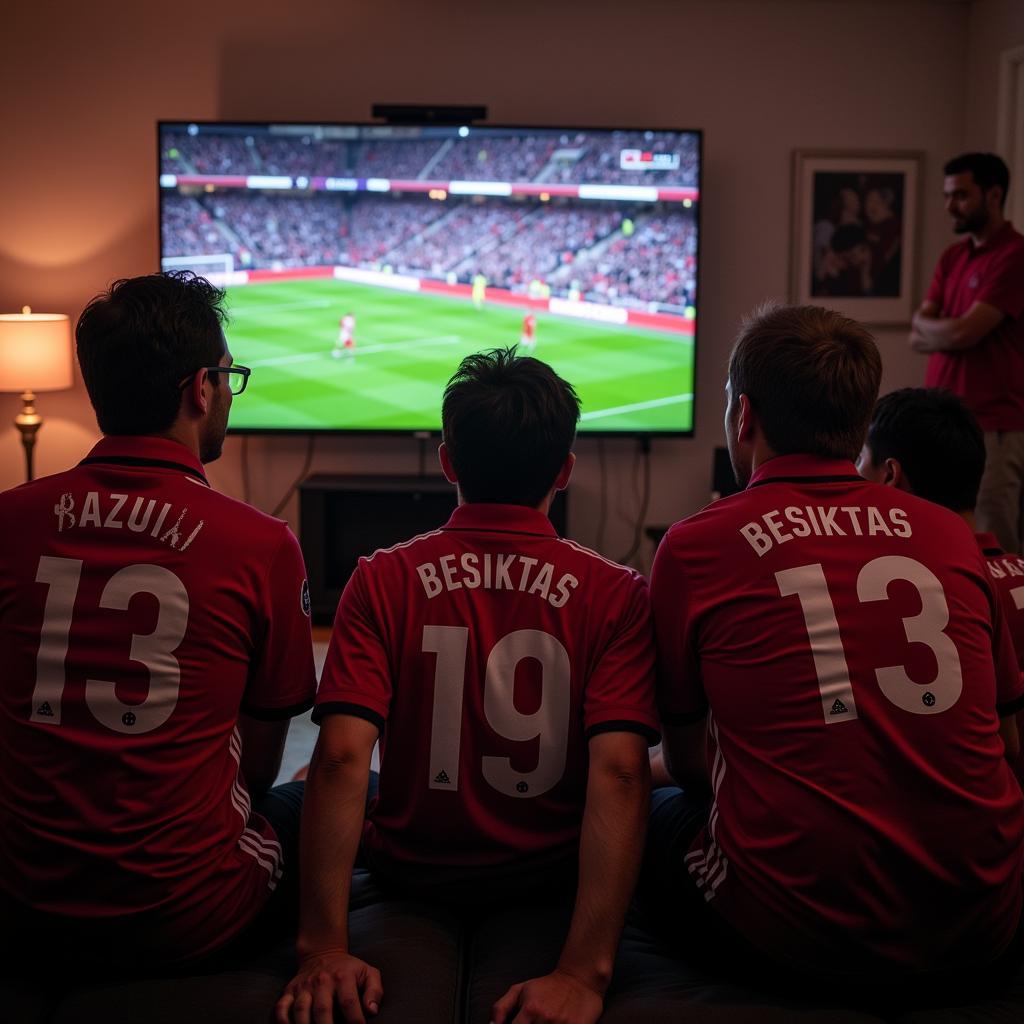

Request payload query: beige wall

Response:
[966,0,1024,152]
[0,0,984,565]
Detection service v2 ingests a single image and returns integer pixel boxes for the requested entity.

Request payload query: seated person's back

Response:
[0,273,316,968]
[650,304,1024,980]
[280,348,658,1024]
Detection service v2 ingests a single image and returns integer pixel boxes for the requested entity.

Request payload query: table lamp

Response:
[0,307,74,481]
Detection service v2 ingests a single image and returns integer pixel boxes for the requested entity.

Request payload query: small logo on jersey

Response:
[969,274,979,289]
[922,691,936,708]
[829,698,850,716]
[301,579,311,617]
[54,492,76,532]
[122,711,137,727]
[516,781,529,794]
[36,702,55,718]
[433,770,451,785]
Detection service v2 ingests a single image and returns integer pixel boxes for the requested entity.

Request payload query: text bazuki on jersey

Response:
[54,489,205,551]
[416,551,579,607]
[741,503,912,557]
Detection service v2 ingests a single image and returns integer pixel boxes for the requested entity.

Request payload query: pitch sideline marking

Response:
[230,298,333,316]
[580,393,693,422]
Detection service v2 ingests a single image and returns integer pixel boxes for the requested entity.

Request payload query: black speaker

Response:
[300,474,567,623]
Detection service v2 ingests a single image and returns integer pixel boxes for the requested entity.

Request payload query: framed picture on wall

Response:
[790,150,923,325]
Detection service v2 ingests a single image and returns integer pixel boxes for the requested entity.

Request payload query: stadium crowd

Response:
[160,128,700,188]
[163,190,698,310]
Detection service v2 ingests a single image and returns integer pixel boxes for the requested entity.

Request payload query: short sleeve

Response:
[582,574,659,744]
[242,525,317,720]
[974,245,1024,320]
[925,254,947,308]
[313,560,392,730]
[650,532,707,725]
[991,576,1024,716]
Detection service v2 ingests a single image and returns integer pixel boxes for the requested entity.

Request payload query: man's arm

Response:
[276,714,382,1024]
[910,300,1006,353]
[238,715,290,797]
[491,731,650,1024]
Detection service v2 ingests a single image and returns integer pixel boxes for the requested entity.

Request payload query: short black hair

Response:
[865,388,985,513]
[442,348,580,507]
[944,152,1010,208]
[76,271,228,436]
[728,304,881,462]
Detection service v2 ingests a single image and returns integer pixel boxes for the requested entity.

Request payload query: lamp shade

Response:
[0,311,74,392]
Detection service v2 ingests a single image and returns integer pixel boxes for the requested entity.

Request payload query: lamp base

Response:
[15,390,42,482]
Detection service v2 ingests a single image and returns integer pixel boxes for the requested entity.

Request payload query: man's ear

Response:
[438,443,458,484]
[884,457,911,492]
[184,369,211,417]
[553,452,575,492]
[736,393,756,443]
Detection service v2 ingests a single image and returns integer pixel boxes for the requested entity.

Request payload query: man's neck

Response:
[155,424,200,460]
[959,508,978,532]
[970,212,1006,248]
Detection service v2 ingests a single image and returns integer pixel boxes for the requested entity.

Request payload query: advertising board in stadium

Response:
[158,121,702,435]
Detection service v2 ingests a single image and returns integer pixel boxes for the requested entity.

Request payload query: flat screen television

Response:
[158,121,701,435]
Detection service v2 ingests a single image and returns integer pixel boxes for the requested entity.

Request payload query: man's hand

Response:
[490,970,604,1024]
[275,950,383,1024]
[909,328,936,353]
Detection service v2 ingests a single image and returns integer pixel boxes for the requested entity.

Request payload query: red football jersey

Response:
[0,436,316,962]
[977,531,1024,786]
[924,222,1024,430]
[522,315,536,338]
[315,502,658,868]
[651,454,1024,973]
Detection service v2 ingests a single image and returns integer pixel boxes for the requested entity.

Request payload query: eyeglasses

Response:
[179,365,252,396]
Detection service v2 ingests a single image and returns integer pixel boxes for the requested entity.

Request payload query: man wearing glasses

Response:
[0,272,316,975]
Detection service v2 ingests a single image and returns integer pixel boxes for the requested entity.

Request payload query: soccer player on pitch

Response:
[858,386,1024,782]
[647,304,1023,997]
[0,272,317,973]
[472,272,487,310]
[520,312,537,351]
[277,348,657,1024]
[334,311,356,360]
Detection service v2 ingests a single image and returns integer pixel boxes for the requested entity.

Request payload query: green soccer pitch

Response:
[223,279,695,433]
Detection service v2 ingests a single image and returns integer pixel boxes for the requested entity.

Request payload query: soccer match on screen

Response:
[159,122,701,434]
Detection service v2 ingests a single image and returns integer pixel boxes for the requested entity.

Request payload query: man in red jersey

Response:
[858,386,1024,782]
[277,349,657,1024]
[0,272,316,972]
[647,304,1024,997]
[519,312,537,351]
[910,152,1024,553]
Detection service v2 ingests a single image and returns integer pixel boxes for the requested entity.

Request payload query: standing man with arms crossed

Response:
[277,348,658,1024]
[0,272,317,972]
[648,305,1023,997]
[910,152,1024,552]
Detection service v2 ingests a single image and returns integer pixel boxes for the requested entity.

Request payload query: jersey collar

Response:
[80,435,209,486]
[966,220,1016,254]
[747,453,862,489]
[443,502,558,538]
[975,531,1005,557]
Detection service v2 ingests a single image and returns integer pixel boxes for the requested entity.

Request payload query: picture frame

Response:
[790,150,923,325]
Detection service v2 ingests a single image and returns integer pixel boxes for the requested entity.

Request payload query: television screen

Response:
[159,121,701,434]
